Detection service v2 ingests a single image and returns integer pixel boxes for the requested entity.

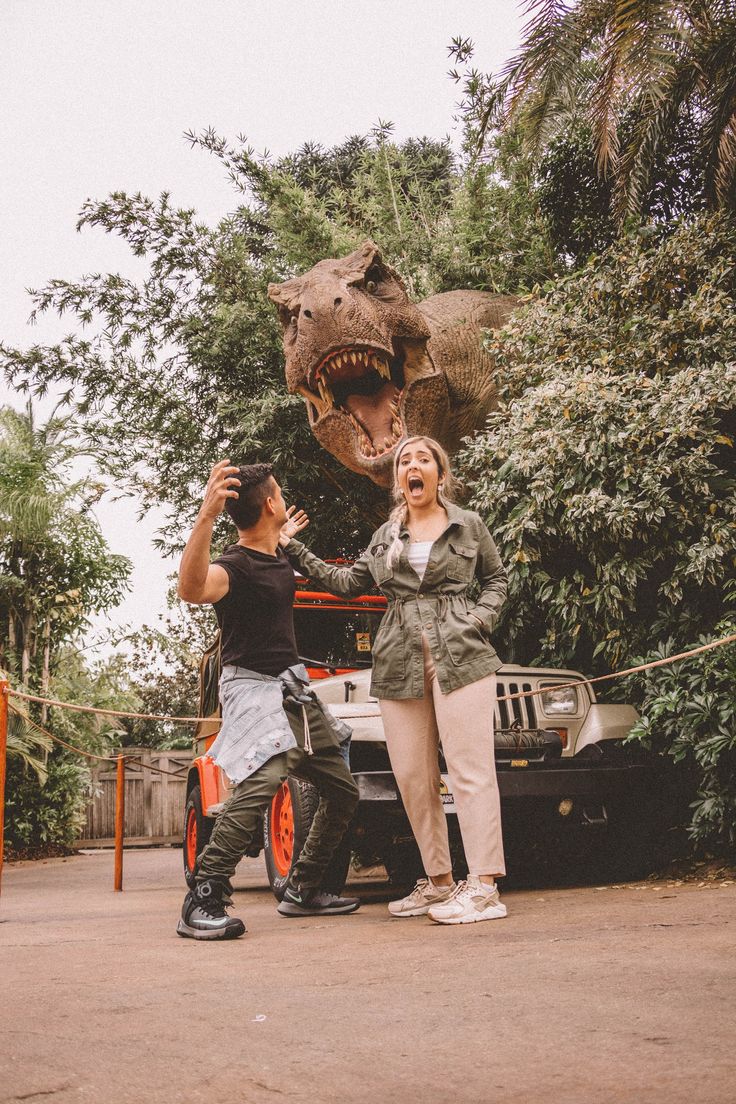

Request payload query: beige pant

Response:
[379,635,506,878]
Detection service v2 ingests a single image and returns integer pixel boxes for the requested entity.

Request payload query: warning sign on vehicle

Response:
[356,632,372,653]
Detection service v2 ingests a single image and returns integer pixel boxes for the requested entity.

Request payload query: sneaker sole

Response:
[387,904,432,917]
[176,919,246,939]
[277,901,360,917]
[389,891,456,917]
[428,904,507,925]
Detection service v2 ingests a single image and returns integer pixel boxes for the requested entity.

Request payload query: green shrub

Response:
[5,754,91,850]
[460,214,736,847]
[461,214,736,672]
[625,609,736,850]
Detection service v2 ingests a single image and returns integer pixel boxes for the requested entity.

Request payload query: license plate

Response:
[439,774,455,814]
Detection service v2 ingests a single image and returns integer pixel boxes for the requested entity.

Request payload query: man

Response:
[176,459,360,940]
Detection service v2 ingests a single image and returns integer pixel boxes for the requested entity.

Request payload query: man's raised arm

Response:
[178,460,241,605]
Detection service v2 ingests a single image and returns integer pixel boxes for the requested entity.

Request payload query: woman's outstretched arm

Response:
[278,506,376,598]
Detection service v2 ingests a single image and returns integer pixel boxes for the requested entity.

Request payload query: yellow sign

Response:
[510,759,529,768]
[356,632,371,653]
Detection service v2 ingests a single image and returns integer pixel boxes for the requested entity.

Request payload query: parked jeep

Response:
[183,575,665,891]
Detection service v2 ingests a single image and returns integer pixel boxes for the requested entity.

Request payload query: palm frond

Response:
[614,58,699,219]
[6,705,52,783]
[503,1,596,148]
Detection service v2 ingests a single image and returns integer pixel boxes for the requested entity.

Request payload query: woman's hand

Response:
[279,505,310,547]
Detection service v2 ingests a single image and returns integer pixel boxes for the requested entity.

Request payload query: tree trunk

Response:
[40,619,52,724]
[7,612,16,664]
[21,610,34,684]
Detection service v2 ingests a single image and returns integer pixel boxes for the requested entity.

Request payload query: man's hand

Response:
[199,459,241,520]
[279,505,309,547]
[178,460,239,604]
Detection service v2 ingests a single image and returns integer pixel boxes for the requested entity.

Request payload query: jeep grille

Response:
[495,681,537,730]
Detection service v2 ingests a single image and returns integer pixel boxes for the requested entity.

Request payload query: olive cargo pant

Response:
[196,700,359,893]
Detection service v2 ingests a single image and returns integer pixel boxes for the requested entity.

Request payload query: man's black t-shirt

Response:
[212,544,299,677]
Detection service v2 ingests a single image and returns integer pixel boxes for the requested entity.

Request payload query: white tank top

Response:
[407,540,433,581]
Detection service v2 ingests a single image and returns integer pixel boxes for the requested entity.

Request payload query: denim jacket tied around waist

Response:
[209,663,351,784]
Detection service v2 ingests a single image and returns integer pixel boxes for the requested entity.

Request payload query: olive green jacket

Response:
[285,503,507,700]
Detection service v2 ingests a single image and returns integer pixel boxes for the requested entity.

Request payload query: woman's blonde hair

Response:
[385,436,457,568]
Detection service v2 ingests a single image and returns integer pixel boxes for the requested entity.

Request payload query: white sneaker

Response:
[388,878,456,917]
[427,876,507,925]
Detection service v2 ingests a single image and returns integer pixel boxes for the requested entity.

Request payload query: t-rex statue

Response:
[268,240,518,487]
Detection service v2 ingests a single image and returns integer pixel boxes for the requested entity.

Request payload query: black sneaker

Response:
[176,879,246,940]
[277,887,360,917]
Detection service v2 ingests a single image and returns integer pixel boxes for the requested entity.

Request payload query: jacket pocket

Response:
[371,614,405,682]
[446,541,476,583]
[441,609,489,667]
[371,545,395,586]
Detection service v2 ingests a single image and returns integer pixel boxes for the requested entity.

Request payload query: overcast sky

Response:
[2,0,523,647]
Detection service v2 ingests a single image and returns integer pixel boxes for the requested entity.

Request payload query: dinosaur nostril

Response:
[334,297,342,306]
[303,309,313,319]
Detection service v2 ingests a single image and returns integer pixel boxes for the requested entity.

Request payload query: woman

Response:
[281,436,508,924]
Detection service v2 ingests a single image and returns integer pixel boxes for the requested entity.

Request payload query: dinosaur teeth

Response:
[317,378,334,405]
[377,358,391,380]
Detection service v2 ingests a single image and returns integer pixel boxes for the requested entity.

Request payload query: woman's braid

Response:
[386,499,408,569]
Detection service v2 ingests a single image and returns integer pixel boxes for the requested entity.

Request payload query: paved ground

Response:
[0,848,734,1104]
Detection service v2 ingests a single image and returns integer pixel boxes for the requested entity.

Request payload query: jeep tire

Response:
[263,777,352,901]
[183,784,215,888]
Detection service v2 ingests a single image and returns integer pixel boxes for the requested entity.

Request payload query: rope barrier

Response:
[1,632,734,898]
[6,705,187,774]
[496,631,736,703]
[7,707,131,764]
[11,631,732,722]
[6,691,205,725]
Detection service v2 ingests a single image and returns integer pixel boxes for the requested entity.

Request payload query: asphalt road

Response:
[1,848,734,1104]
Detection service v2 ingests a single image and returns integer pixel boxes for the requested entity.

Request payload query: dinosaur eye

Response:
[365,267,382,294]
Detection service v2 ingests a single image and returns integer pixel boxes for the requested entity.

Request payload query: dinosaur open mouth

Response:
[299,345,406,459]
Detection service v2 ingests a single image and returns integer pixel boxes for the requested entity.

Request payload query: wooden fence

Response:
[76,748,193,847]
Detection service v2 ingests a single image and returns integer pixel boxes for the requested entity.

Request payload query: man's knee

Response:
[310,761,359,815]
[342,775,359,815]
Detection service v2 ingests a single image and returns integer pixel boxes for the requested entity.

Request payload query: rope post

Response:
[0,679,8,898]
[114,754,125,892]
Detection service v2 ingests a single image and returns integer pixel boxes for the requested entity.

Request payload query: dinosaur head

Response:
[268,241,449,486]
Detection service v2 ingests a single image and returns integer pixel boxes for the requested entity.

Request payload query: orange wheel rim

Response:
[185,806,198,871]
[270,782,294,877]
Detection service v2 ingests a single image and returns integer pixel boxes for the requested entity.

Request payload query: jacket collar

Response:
[399,501,466,538]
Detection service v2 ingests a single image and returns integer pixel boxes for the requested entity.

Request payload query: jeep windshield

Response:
[293,579,386,674]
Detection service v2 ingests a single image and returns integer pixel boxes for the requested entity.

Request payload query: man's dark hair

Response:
[225,463,276,530]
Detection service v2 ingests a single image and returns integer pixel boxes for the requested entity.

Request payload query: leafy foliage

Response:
[118,585,217,750]
[1,127,556,562]
[461,214,736,674]
[490,0,736,219]
[3,647,139,850]
[625,602,736,848]
[0,403,131,682]
[4,697,52,782]
[460,213,736,844]
[0,406,136,851]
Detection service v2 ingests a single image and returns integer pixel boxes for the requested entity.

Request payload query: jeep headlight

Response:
[540,684,579,715]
